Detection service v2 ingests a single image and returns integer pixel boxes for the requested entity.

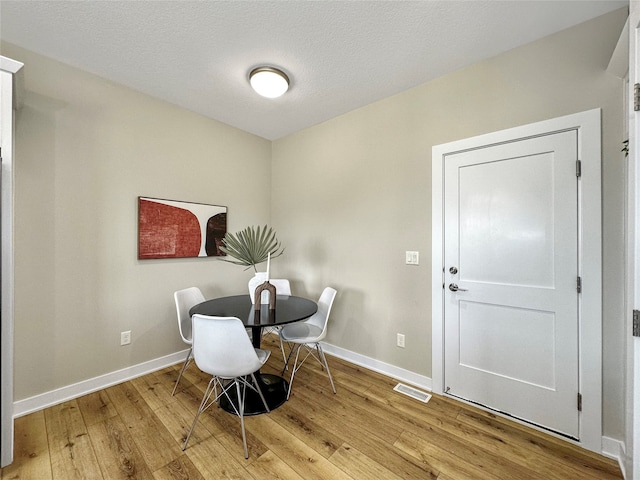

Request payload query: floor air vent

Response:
[393,383,432,403]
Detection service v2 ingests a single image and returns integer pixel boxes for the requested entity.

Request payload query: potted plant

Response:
[220,225,285,303]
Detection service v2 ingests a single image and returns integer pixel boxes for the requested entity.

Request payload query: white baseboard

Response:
[320,341,432,392]
[13,342,432,418]
[602,436,626,479]
[11,342,623,470]
[12,349,188,418]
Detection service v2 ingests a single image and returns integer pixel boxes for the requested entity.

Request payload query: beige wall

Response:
[272,8,627,439]
[2,6,629,442]
[2,42,272,401]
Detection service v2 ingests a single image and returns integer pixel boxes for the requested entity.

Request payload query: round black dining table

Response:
[189,294,317,414]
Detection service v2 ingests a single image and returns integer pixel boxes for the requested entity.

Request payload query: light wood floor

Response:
[2,335,623,480]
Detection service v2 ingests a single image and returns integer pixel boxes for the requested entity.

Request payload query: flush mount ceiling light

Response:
[249,66,289,98]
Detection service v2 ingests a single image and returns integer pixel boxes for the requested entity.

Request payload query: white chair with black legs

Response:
[280,287,337,400]
[182,314,271,459]
[172,287,205,396]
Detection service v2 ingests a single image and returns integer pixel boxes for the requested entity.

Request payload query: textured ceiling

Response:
[0,1,627,140]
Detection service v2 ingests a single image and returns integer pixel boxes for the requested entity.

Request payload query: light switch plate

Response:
[120,330,131,346]
[405,251,419,265]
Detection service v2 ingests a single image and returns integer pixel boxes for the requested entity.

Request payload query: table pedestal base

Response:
[219,373,288,416]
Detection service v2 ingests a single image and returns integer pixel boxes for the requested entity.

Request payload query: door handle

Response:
[448,283,468,292]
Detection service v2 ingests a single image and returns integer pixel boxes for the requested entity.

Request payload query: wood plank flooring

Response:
[1,335,623,479]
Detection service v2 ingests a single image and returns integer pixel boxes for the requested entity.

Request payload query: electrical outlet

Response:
[120,330,131,346]
[397,333,405,348]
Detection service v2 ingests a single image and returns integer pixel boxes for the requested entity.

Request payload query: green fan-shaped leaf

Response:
[220,225,284,271]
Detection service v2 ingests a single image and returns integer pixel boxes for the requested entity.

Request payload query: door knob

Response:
[448,283,468,292]
[449,266,458,274]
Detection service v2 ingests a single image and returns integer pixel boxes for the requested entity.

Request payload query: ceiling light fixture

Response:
[249,66,289,98]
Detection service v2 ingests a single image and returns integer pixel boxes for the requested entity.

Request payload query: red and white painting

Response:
[138,197,227,259]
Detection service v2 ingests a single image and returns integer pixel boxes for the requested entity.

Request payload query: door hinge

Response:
[576,160,582,177]
[577,393,582,412]
[577,276,582,294]
[635,83,640,111]
[633,310,640,337]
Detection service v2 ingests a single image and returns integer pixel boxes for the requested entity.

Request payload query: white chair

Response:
[280,287,337,399]
[172,287,206,396]
[182,315,271,458]
[248,276,292,304]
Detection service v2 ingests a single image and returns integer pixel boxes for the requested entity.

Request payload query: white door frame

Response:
[432,109,602,454]
[627,2,640,478]
[1,55,23,468]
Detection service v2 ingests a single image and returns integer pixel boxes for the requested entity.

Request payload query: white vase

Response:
[248,272,269,304]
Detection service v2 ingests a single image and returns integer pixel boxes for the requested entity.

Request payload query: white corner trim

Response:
[0,56,24,109]
[0,56,23,75]
[12,350,188,418]
[320,341,432,392]
[602,436,626,479]
[607,17,629,79]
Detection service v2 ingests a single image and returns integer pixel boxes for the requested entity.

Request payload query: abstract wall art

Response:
[138,197,227,259]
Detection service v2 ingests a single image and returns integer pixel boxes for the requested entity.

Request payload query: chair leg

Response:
[285,343,336,399]
[317,344,336,394]
[286,344,303,400]
[236,380,249,459]
[281,341,296,375]
[171,347,192,396]
[183,376,216,450]
[251,373,270,413]
[279,335,288,370]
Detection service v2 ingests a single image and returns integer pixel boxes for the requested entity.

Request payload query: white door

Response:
[443,130,580,438]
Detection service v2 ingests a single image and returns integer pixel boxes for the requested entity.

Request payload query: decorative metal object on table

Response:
[253,251,276,310]
[254,280,277,311]
[252,254,277,330]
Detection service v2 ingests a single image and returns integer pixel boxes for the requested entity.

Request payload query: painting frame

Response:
[137,196,227,260]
